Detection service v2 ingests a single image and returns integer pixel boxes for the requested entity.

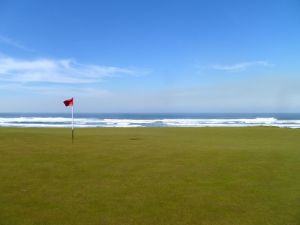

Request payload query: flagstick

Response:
[72,105,74,143]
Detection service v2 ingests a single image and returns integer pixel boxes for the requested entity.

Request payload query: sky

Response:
[0,0,300,113]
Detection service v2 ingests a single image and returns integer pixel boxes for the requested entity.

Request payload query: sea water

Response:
[0,113,300,128]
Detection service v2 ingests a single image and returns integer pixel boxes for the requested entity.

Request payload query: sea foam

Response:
[0,116,300,128]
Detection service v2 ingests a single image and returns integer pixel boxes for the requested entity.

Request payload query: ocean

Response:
[0,113,300,128]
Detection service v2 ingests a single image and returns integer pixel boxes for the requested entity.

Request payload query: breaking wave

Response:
[1,116,300,128]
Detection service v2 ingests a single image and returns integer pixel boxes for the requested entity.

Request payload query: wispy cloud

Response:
[211,61,273,72]
[0,55,139,84]
[0,35,35,52]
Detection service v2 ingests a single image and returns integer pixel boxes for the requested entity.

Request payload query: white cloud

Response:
[211,61,273,72]
[0,35,35,52]
[0,55,138,84]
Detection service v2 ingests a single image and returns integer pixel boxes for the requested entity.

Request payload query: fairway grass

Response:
[0,127,299,225]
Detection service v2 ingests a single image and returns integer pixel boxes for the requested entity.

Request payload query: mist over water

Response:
[0,113,300,128]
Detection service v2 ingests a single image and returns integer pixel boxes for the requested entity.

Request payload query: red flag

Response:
[63,98,74,107]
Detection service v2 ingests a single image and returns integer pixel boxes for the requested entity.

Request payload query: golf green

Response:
[0,127,299,225]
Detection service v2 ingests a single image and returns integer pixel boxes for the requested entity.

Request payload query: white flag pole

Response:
[72,100,74,143]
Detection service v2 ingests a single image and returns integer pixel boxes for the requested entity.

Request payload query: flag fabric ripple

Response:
[63,98,74,107]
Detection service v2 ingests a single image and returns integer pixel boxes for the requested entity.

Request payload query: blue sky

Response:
[0,0,300,112]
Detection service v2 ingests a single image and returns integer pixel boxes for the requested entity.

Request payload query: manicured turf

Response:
[0,127,299,225]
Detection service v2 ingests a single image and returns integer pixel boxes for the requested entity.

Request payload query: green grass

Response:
[0,127,300,225]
